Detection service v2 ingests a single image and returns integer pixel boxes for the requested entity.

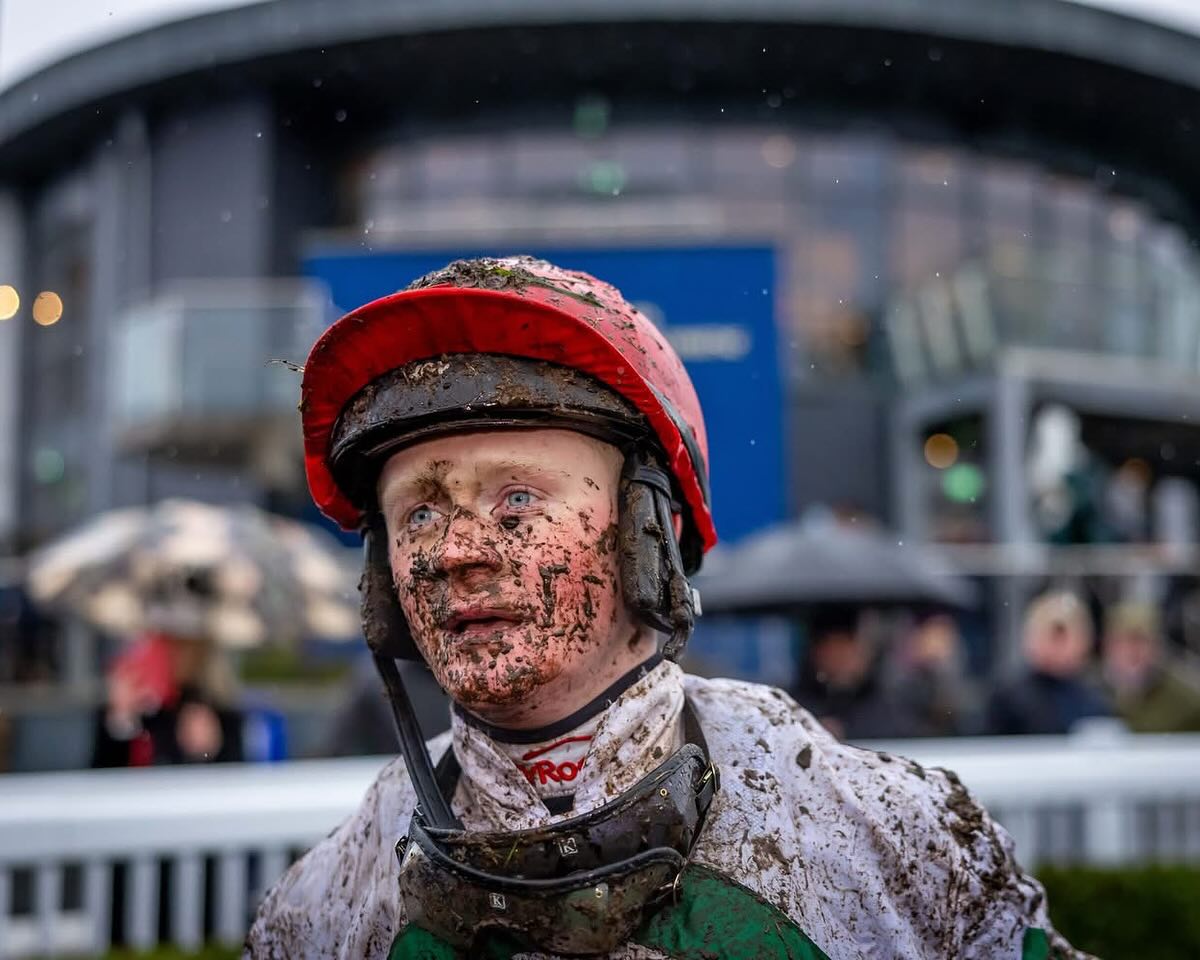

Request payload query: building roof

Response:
[4,0,1200,224]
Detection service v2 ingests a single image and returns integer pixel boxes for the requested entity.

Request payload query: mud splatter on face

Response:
[538,564,569,623]
[377,429,648,728]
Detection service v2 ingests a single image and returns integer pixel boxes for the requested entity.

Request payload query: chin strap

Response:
[373,653,460,830]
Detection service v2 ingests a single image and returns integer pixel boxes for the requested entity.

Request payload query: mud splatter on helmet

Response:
[301,255,715,561]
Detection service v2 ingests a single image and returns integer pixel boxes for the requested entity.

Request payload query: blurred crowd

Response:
[6,579,1200,775]
[794,590,1200,740]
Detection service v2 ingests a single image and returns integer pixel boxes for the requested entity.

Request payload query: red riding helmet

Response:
[300,256,717,556]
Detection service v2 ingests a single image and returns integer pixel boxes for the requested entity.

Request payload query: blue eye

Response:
[506,490,535,508]
[408,505,437,527]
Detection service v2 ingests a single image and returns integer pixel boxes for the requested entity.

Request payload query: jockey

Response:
[246,256,1085,959]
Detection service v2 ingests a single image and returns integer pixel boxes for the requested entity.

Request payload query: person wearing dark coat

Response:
[890,609,977,737]
[792,605,924,740]
[986,591,1113,736]
[91,631,244,767]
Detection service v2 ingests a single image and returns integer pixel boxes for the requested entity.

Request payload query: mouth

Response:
[442,607,524,639]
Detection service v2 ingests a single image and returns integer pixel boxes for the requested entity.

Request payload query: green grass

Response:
[1040,864,1200,960]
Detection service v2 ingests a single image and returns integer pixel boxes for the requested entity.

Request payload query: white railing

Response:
[0,759,384,959]
[2,733,1200,959]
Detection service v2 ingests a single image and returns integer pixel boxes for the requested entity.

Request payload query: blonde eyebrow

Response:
[483,459,572,480]
[378,460,451,513]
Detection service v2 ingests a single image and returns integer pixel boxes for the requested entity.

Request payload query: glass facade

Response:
[353,126,1200,387]
[23,174,95,542]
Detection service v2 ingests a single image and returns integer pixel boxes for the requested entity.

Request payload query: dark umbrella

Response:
[692,518,979,615]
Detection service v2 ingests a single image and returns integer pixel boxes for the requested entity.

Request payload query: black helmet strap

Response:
[374,651,459,829]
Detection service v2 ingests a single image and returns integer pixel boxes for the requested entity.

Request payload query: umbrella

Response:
[26,499,360,648]
[692,518,979,615]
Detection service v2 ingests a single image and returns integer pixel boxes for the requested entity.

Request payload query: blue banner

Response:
[302,245,785,546]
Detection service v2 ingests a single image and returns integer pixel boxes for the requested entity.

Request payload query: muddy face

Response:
[378,429,652,728]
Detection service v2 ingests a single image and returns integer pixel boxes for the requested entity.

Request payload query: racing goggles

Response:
[396,742,719,956]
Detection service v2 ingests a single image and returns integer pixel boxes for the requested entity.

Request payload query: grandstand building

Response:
[4,0,1200,676]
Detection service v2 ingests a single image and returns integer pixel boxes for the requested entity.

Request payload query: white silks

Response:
[246,662,1090,959]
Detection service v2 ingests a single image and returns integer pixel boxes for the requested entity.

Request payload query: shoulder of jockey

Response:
[685,676,1085,959]
[247,255,1088,960]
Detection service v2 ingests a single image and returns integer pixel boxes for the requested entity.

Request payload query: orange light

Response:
[761,135,796,169]
[924,433,959,469]
[32,291,63,326]
[0,285,18,321]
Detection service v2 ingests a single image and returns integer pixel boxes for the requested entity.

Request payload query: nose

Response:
[432,509,503,580]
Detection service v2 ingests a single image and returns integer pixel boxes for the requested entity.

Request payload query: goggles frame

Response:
[396,740,719,955]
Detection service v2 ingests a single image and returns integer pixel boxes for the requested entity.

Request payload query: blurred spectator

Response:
[1027,405,1120,545]
[1104,458,1152,543]
[92,630,244,767]
[986,590,1113,735]
[793,605,922,740]
[1102,601,1200,733]
[324,653,449,756]
[890,609,976,736]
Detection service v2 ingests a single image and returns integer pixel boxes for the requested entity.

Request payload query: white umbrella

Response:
[27,499,360,648]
